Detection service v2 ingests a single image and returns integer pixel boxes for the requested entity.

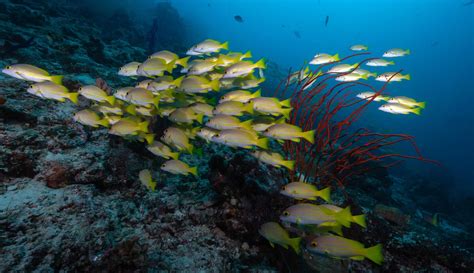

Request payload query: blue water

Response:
[167,0,474,193]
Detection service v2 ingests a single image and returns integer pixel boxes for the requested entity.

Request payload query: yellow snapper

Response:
[146,141,179,160]
[206,114,253,130]
[251,150,295,170]
[178,75,220,94]
[318,204,366,228]
[109,118,149,136]
[383,48,410,57]
[137,58,174,77]
[306,235,383,265]
[251,116,286,132]
[335,73,368,82]
[211,128,268,149]
[114,87,133,101]
[327,63,358,73]
[236,76,265,89]
[78,85,115,105]
[352,68,376,78]
[118,62,141,76]
[213,101,253,116]
[139,169,157,191]
[287,67,311,85]
[259,222,301,254]
[73,109,109,128]
[387,96,426,108]
[187,39,229,55]
[356,91,389,102]
[196,127,220,142]
[135,79,154,89]
[375,72,411,82]
[280,203,353,228]
[378,103,421,115]
[27,82,78,104]
[168,107,204,124]
[125,88,160,108]
[250,97,292,119]
[137,132,155,145]
[223,59,266,78]
[147,76,184,93]
[216,51,252,67]
[219,89,261,103]
[2,64,63,84]
[264,123,315,143]
[104,115,122,125]
[150,50,189,67]
[161,159,198,176]
[157,106,177,117]
[161,127,193,153]
[309,53,339,65]
[365,58,395,67]
[350,44,368,51]
[189,102,214,117]
[187,59,221,75]
[280,182,331,202]
[93,103,124,116]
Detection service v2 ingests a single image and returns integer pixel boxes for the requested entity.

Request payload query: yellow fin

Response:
[317,186,331,202]
[254,58,266,69]
[106,96,116,105]
[352,214,367,228]
[289,237,301,254]
[256,138,269,149]
[68,92,79,104]
[300,130,315,144]
[189,166,198,177]
[50,75,64,85]
[281,160,295,171]
[139,121,149,132]
[365,244,384,265]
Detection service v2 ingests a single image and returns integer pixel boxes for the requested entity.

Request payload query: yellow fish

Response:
[161,159,198,176]
[378,103,421,115]
[383,48,410,57]
[146,141,179,160]
[327,63,358,74]
[189,102,214,117]
[350,44,368,51]
[280,203,354,228]
[307,235,383,265]
[280,182,331,202]
[223,59,266,78]
[251,150,295,170]
[309,53,339,65]
[375,72,411,82]
[125,88,160,108]
[211,128,268,149]
[168,107,204,124]
[147,76,184,93]
[219,89,261,103]
[206,114,253,130]
[250,97,292,119]
[161,127,194,153]
[137,58,174,77]
[387,96,426,108]
[118,62,140,76]
[213,101,254,116]
[109,118,149,136]
[259,222,301,254]
[2,64,63,84]
[187,39,229,55]
[139,169,157,191]
[318,204,366,228]
[78,85,115,105]
[27,82,78,104]
[178,75,220,94]
[264,123,315,143]
[149,50,189,67]
[73,109,109,128]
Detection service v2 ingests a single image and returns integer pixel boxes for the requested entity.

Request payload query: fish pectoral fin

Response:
[269,241,275,248]
[351,256,365,261]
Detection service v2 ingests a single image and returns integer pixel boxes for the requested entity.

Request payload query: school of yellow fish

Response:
[2,40,426,265]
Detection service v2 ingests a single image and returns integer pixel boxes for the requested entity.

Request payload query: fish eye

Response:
[282,186,287,190]
[6,66,11,69]
[311,241,317,247]
[283,211,290,216]
[29,85,33,89]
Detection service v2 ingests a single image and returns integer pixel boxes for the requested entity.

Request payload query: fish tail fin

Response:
[170,151,180,160]
[245,102,254,114]
[173,75,185,87]
[330,224,343,236]
[189,166,198,177]
[365,244,384,265]
[126,105,137,115]
[176,57,190,68]
[139,121,150,132]
[317,186,331,202]
[280,98,291,108]
[281,107,292,120]
[301,130,315,144]
[353,214,367,228]
[405,49,411,55]
[166,61,175,73]
[153,96,160,108]
[281,160,295,170]
[106,96,116,105]
[206,97,217,105]
[412,107,422,115]
[68,92,79,104]
[50,75,64,85]
[210,79,220,91]
[255,58,266,69]
[187,144,194,154]
[252,89,261,98]
[370,72,377,78]
[221,41,229,50]
[332,53,340,61]
[404,74,411,80]
[256,137,269,149]
[418,101,426,109]
[144,133,155,145]
[99,118,110,128]
[149,180,157,191]
[335,206,352,228]
[289,237,302,254]
[242,50,252,59]
[389,61,395,65]
[432,213,439,226]
[196,113,204,124]
[360,73,369,80]
[240,119,253,130]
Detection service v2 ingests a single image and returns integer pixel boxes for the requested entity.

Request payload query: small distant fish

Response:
[378,103,421,115]
[350,44,368,51]
[309,53,340,65]
[2,64,63,84]
[387,96,426,108]
[78,85,115,105]
[219,89,261,103]
[206,114,253,130]
[149,50,189,68]
[335,73,368,82]
[161,159,198,176]
[234,15,244,23]
[109,118,150,137]
[118,62,141,77]
[27,81,78,104]
[147,76,183,92]
[365,59,394,67]
[147,141,179,160]
[213,101,253,116]
[306,235,383,265]
[352,68,376,78]
[356,91,389,102]
[168,107,204,124]
[250,97,292,119]
[161,127,194,153]
[327,63,358,73]
[211,128,269,149]
[189,102,214,117]
[139,169,157,191]
[259,222,301,254]
[325,15,329,27]
[178,75,220,94]
[137,58,174,77]
[126,88,159,108]
[280,203,353,227]
[375,72,411,82]
[383,48,410,58]
[251,150,295,170]
[73,109,109,128]
[223,59,266,78]
[264,123,315,143]
[187,39,229,55]
[280,182,331,202]
[294,31,301,39]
